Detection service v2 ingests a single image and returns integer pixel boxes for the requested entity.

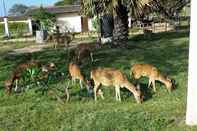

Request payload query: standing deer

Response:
[130,64,175,92]
[89,67,143,103]
[47,26,75,49]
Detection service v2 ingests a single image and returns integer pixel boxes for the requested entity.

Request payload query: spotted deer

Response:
[130,64,175,92]
[89,68,143,103]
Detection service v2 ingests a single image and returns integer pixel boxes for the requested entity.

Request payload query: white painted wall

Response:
[56,15,82,33]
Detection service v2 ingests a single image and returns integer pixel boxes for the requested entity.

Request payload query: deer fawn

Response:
[4,61,40,94]
[75,41,101,63]
[89,68,143,103]
[130,64,175,92]
[68,63,92,92]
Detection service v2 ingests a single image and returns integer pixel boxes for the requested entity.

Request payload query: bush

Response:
[9,22,29,34]
[32,6,56,31]
[0,22,28,36]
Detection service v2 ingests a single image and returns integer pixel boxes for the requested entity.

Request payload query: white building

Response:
[0,5,95,36]
[26,5,94,33]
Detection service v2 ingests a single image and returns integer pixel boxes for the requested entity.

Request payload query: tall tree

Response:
[147,0,190,19]
[54,0,79,6]
[8,4,29,16]
[81,0,152,47]
[81,0,190,48]
[32,6,56,31]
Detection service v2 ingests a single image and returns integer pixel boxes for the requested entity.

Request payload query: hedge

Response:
[0,22,29,36]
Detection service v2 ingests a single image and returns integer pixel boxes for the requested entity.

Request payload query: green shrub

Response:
[0,22,28,36]
[32,6,56,31]
[8,22,29,34]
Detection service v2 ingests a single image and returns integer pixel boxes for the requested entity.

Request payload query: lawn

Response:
[0,31,196,131]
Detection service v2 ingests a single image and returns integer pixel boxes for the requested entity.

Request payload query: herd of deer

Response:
[4,39,175,104]
[68,63,175,104]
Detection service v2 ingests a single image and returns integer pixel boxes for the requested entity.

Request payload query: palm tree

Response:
[81,0,190,47]
[81,0,153,47]
[147,0,190,19]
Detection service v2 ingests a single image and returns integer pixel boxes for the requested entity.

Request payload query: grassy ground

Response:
[0,31,196,131]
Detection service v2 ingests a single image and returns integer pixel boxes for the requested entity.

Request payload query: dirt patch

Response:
[8,44,50,55]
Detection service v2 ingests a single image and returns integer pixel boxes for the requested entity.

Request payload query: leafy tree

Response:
[81,0,190,47]
[8,4,29,16]
[32,6,56,31]
[147,0,190,19]
[81,0,152,47]
[54,0,79,6]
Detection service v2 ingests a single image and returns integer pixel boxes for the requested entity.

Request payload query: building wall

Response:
[56,14,82,32]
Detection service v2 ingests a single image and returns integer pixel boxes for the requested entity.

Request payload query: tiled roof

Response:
[25,5,80,16]
[0,5,81,22]
[0,16,28,22]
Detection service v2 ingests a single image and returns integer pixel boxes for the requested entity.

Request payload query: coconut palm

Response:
[81,0,190,47]
[81,0,153,47]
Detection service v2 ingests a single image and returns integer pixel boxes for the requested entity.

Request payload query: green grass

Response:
[0,31,196,131]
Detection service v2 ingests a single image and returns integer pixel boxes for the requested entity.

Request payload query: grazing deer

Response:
[4,61,40,94]
[75,41,101,63]
[130,64,175,92]
[89,68,143,103]
[68,63,92,92]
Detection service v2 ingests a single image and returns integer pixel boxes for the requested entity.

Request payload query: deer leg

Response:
[79,80,83,89]
[94,83,100,101]
[115,86,121,101]
[152,79,156,92]
[115,86,118,100]
[98,89,104,100]
[148,78,152,88]
[15,79,18,92]
[90,52,94,62]
[118,87,121,101]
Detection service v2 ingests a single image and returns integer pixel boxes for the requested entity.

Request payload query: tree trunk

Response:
[112,0,129,48]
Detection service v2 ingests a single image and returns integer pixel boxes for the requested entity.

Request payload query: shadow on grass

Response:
[0,31,189,100]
